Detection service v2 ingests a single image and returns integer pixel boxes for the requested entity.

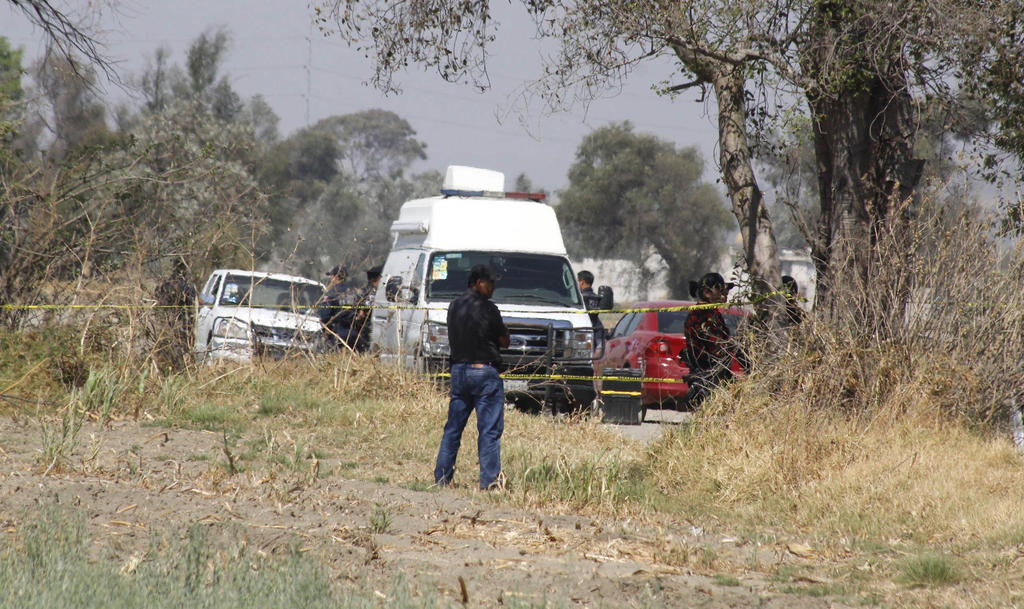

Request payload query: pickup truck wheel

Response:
[413,351,439,388]
[510,395,541,414]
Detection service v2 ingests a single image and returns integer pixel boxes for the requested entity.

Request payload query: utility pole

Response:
[304,32,312,126]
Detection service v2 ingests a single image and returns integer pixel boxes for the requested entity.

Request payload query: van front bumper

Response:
[499,360,596,406]
[423,357,597,406]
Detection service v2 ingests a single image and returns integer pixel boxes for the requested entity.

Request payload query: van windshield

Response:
[425,251,583,308]
[220,274,324,311]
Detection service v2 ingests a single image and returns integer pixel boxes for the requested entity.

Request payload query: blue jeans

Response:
[434,363,504,489]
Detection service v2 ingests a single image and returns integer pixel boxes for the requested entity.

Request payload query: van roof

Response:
[390,195,567,255]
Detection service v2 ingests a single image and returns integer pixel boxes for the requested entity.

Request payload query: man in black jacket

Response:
[434,264,510,490]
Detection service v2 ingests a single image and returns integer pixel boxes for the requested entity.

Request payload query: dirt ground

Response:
[0,417,857,608]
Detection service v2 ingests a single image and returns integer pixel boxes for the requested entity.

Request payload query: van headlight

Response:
[569,328,594,359]
[213,317,251,341]
[422,321,450,357]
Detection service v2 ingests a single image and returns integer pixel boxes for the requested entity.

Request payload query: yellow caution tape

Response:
[0,291,788,314]
[432,371,691,384]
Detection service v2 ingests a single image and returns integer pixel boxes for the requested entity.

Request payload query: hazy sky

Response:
[4,0,722,196]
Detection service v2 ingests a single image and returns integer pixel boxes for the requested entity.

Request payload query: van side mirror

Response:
[200,293,215,306]
[405,286,419,304]
[385,276,402,302]
[597,285,614,310]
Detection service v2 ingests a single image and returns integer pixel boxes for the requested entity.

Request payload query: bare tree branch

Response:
[10,0,119,85]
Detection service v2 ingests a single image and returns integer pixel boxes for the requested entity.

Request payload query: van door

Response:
[195,271,223,355]
[398,252,426,369]
[372,250,422,365]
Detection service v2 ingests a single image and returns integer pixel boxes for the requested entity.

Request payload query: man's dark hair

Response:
[781,275,798,295]
[577,270,594,285]
[688,272,735,299]
[467,264,497,287]
[367,265,383,281]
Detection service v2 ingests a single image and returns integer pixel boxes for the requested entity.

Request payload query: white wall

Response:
[575,248,817,307]
[572,255,670,303]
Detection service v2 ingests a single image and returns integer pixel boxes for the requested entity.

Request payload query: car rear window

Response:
[657,311,689,334]
[658,309,745,334]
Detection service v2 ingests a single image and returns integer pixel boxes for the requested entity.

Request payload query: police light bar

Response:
[441,189,547,201]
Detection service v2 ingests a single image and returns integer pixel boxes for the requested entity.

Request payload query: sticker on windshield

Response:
[432,258,448,280]
[447,253,462,258]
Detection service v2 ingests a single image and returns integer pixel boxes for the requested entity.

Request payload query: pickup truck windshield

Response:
[426,251,583,308]
[219,275,324,311]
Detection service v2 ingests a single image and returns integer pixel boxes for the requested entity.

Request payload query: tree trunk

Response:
[802,4,924,321]
[711,65,781,300]
[807,78,921,320]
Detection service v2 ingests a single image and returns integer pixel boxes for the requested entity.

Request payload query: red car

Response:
[594,300,748,409]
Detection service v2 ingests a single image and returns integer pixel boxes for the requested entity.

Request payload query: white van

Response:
[371,166,603,410]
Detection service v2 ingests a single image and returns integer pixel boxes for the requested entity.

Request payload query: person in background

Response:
[352,265,383,352]
[577,270,605,344]
[155,257,196,370]
[434,264,510,491]
[681,272,735,406]
[781,275,806,326]
[319,264,359,351]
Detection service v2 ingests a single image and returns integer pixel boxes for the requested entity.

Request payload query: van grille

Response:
[502,324,570,362]
[252,324,319,348]
[252,324,297,342]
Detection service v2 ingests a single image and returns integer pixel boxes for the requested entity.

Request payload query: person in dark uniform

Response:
[155,257,196,370]
[351,265,382,353]
[781,275,806,326]
[318,264,359,351]
[577,270,605,342]
[434,264,510,490]
[681,272,735,406]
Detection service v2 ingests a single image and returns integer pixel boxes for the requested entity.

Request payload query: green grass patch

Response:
[0,505,441,609]
[178,403,245,431]
[257,385,328,417]
[897,552,962,587]
[505,450,653,509]
[399,481,437,492]
[710,574,741,586]
[778,582,855,599]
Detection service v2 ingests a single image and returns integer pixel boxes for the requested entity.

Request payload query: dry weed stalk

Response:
[650,202,1024,545]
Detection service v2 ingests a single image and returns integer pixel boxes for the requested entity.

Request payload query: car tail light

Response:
[650,339,671,354]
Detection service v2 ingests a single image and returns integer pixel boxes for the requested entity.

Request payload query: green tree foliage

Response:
[0,38,23,103]
[25,54,112,158]
[258,110,435,276]
[331,109,427,180]
[318,0,1024,318]
[557,122,731,299]
[0,37,25,155]
[1,21,443,323]
[757,103,985,252]
[108,102,267,265]
[0,108,264,326]
[0,28,276,325]
[124,30,274,266]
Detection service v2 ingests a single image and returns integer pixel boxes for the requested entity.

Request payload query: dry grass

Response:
[650,388,1024,545]
[5,203,1024,606]
[642,206,1024,607]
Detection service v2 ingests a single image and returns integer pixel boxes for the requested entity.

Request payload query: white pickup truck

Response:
[194,269,325,362]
